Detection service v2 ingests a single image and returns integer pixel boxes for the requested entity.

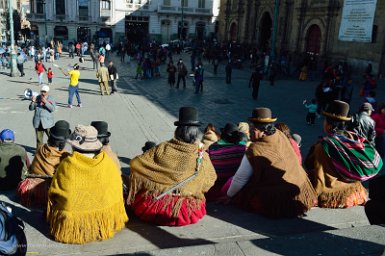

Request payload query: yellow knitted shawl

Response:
[47,151,128,244]
[128,138,217,216]
[29,144,69,176]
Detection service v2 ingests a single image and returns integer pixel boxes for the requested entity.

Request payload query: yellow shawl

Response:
[29,144,69,176]
[47,151,128,244]
[128,138,217,216]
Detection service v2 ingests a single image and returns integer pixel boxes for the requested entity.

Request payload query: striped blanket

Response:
[322,132,383,181]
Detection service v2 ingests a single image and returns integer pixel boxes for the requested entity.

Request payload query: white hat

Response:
[67,125,103,152]
[40,85,50,92]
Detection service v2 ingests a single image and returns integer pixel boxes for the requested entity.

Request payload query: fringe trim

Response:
[259,180,317,218]
[318,182,368,208]
[47,200,128,244]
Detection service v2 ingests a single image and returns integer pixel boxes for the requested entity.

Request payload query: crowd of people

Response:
[1,98,385,244]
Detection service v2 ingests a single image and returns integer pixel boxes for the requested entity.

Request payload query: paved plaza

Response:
[0,53,384,255]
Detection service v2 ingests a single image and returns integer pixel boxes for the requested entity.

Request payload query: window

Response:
[101,0,110,9]
[163,0,170,5]
[56,0,65,15]
[78,0,88,17]
[36,0,44,14]
[181,0,188,7]
[198,0,205,8]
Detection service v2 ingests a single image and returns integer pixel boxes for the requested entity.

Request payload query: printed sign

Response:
[338,0,377,42]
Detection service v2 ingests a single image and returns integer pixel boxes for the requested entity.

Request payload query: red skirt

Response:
[131,191,206,226]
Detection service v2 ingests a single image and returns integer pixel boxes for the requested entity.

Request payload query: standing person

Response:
[176,59,187,89]
[29,85,56,148]
[108,61,118,94]
[194,64,204,94]
[227,108,317,217]
[75,42,81,56]
[90,48,99,70]
[303,99,318,125]
[47,67,54,85]
[352,103,376,146]
[68,43,75,59]
[16,52,25,77]
[105,43,111,59]
[225,61,232,84]
[120,44,125,63]
[371,103,385,158]
[96,63,110,96]
[0,129,29,191]
[58,63,82,108]
[249,64,262,100]
[99,53,105,66]
[268,61,277,86]
[35,59,46,85]
[213,57,219,75]
[166,61,176,87]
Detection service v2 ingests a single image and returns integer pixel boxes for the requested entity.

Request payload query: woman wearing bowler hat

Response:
[227,107,317,218]
[127,106,217,226]
[304,100,383,208]
[17,120,71,208]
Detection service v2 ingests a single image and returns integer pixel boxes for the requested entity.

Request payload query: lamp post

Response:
[270,0,280,61]
[42,0,47,45]
[180,0,184,44]
[237,0,244,43]
[8,0,17,77]
[224,0,231,42]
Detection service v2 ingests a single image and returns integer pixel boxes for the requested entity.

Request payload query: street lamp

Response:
[270,0,280,61]
[180,0,184,43]
[224,0,231,42]
[237,0,244,42]
[8,0,17,77]
[42,0,47,45]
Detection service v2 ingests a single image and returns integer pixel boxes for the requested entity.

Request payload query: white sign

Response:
[338,0,377,42]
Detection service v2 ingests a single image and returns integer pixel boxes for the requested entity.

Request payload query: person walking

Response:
[166,62,176,87]
[58,63,82,108]
[225,61,232,84]
[35,59,47,85]
[194,64,204,94]
[249,64,262,100]
[47,67,54,85]
[29,85,56,148]
[176,59,187,89]
[16,52,25,77]
[108,61,118,94]
[96,63,110,96]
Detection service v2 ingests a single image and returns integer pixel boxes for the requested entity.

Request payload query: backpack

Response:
[0,202,27,256]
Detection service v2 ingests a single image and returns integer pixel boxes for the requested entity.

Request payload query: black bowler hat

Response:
[50,120,71,141]
[221,123,239,137]
[249,107,277,123]
[91,121,111,138]
[323,100,351,121]
[142,141,156,152]
[174,107,202,126]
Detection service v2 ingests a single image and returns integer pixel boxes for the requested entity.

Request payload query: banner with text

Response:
[338,0,377,42]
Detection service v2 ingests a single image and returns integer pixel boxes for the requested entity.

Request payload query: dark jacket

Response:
[108,64,118,80]
[0,142,29,190]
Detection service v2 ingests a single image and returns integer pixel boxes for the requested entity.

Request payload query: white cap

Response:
[40,85,50,92]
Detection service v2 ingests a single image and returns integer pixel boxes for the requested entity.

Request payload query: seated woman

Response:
[206,123,246,201]
[304,100,382,208]
[202,123,220,150]
[47,125,128,244]
[275,122,302,164]
[17,120,71,208]
[127,107,217,226]
[227,108,317,218]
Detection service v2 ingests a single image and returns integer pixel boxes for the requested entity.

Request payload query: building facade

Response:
[218,0,385,76]
[26,0,220,46]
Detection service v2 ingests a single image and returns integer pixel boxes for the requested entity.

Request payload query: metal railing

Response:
[157,5,211,16]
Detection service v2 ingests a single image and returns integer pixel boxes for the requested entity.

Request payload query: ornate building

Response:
[219,0,385,75]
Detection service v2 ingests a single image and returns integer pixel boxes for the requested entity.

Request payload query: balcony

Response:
[100,9,111,17]
[77,15,90,22]
[27,13,46,21]
[157,5,212,16]
[55,14,68,22]
[126,3,149,10]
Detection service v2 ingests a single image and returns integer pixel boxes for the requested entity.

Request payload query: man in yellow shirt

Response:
[59,63,82,108]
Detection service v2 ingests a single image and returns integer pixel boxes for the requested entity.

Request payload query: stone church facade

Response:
[218,0,385,76]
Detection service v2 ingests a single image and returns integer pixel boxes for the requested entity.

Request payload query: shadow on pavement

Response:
[55,87,101,95]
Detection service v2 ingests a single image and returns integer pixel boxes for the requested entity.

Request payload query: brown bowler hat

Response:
[323,100,351,121]
[249,108,277,123]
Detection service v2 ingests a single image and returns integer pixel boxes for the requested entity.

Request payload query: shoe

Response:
[67,105,73,108]
[77,104,82,108]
